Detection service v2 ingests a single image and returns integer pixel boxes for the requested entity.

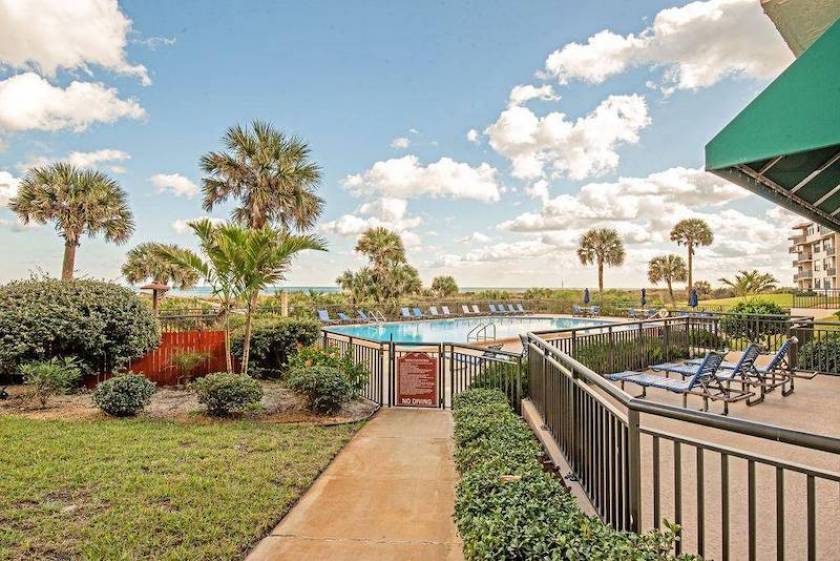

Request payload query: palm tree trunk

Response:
[61,240,77,281]
[241,297,255,375]
[667,280,675,306]
[687,244,693,291]
[597,259,604,292]
[223,308,233,373]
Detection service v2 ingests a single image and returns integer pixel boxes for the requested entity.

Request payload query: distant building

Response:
[790,222,839,289]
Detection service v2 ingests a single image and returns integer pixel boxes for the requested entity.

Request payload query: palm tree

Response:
[200,121,324,230]
[122,242,200,289]
[355,227,406,271]
[10,163,134,280]
[336,268,373,307]
[647,254,687,305]
[576,228,625,292]
[670,218,713,291]
[431,275,459,297]
[718,270,778,296]
[157,220,326,374]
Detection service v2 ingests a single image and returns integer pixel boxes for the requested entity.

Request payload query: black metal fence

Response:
[320,331,524,410]
[525,318,840,560]
[793,289,840,309]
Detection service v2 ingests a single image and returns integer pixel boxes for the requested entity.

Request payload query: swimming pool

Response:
[325,316,609,343]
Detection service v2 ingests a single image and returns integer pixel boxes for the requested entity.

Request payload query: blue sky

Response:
[0,0,799,288]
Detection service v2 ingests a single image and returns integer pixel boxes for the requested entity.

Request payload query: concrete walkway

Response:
[246,408,464,561]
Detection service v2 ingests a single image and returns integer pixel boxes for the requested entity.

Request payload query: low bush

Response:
[193,372,263,416]
[0,278,160,376]
[288,345,369,397]
[92,374,156,417]
[797,334,840,374]
[231,318,321,378]
[718,299,787,342]
[452,389,696,561]
[287,365,353,414]
[470,359,528,401]
[20,357,81,407]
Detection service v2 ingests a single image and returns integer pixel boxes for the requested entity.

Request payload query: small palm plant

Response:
[10,163,134,280]
[431,275,459,297]
[577,228,625,292]
[670,218,713,291]
[648,254,688,305]
[718,270,778,296]
[156,220,326,375]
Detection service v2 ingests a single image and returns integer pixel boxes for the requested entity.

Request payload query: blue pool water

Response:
[326,316,609,343]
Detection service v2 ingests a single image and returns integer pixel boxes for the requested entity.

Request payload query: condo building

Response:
[790,222,839,289]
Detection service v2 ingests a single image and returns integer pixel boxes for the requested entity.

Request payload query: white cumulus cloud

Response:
[508,84,559,106]
[543,0,792,92]
[466,129,480,143]
[343,155,502,202]
[390,137,411,149]
[0,170,20,206]
[321,197,423,238]
[0,0,150,85]
[0,73,145,132]
[485,94,650,180]
[151,173,199,198]
[172,217,225,234]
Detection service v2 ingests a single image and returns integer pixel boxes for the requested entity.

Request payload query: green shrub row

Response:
[797,333,840,374]
[231,317,321,378]
[452,389,697,561]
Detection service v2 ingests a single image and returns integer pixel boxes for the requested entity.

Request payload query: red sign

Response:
[397,352,438,408]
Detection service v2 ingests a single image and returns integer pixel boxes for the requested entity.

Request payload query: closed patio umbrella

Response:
[689,288,699,309]
[583,288,590,305]
[640,288,647,308]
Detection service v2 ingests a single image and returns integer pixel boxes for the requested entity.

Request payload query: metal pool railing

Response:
[525,323,840,561]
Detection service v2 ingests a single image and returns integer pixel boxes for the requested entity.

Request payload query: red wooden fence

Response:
[127,331,230,385]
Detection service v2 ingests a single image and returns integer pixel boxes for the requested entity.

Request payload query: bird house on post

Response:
[141,282,170,314]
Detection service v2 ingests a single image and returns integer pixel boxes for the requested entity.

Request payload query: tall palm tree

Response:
[157,220,326,374]
[648,254,687,305]
[122,242,200,289]
[200,120,324,230]
[670,218,713,291]
[576,228,625,292]
[718,270,778,296]
[336,268,373,307]
[355,227,406,271]
[10,163,134,280]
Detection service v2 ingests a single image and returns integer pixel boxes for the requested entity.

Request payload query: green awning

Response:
[705,16,840,230]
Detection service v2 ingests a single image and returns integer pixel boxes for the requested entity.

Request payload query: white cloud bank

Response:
[0,0,151,85]
[485,94,650,180]
[543,0,792,92]
[0,73,145,132]
[0,170,20,206]
[151,173,200,198]
[18,149,131,173]
[321,197,423,247]
[343,155,502,203]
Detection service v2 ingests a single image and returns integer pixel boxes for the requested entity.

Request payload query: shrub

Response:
[287,365,353,414]
[452,388,696,561]
[470,360,528,401]
[171,350,210,382]
[92,374,156,416]
[797,334,840,374]
[20,357,81,407]
[288,345,369,397]
[0,278,160,376]
[719,299,787,343]
[193,372,264,416]
[231,318,321,377]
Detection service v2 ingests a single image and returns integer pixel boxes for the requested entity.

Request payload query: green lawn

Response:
[698,293,793,309]
[0,416,359,561]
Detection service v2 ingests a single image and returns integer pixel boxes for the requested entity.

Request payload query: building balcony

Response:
[789,235,807,244]
[828,268,837,277]
[826,246,836,256]
[795,271,814,280]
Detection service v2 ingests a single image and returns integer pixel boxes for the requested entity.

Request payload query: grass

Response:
[0,416,359,561]
[698,293,793,309]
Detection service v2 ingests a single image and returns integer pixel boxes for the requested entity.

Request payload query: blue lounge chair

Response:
[318,310,336,324]
[462,304,474,315]
[429,306,440,316]
[471,305,482,315]
[488,304,500,315]
[412,307,424,318]
[441,306,452,316]
[609,352,725,411]
[572,305,582,316]
[496,303,511,314]
[400,307,412,319]
[590,306,601,317]
[336,312,353,323]
[357,310,371,322]
[506,304,517,314]
[515,303,527,314]
[627,309,637,319]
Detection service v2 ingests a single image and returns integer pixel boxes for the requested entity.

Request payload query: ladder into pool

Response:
[467,322,496,342]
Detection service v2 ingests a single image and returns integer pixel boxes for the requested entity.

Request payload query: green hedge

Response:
[0,278,160,376]
[231,318,321,378]
[718,300,787,343]
[453,389,697,561]
[798,334,840,374]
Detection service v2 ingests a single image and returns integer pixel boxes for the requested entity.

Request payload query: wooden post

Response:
[280,290,289,317]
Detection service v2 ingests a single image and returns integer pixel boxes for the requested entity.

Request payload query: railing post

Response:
[607,326,614,373]
[627,407,642,533]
